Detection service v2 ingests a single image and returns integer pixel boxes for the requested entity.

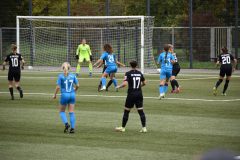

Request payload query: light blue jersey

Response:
[57,72,78,129]
[158,52,175,71]
[100,52,117,67]
[57,73,78,93]
[57,73,78,105]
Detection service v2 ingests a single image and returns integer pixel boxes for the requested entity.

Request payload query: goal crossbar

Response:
[16,16,154,73]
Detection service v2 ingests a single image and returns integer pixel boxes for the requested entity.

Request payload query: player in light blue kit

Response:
[53,62,79,133]
[158,44,175,99]
[94,44,125,91]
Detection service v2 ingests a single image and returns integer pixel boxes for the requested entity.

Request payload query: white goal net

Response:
[17,16,155,73]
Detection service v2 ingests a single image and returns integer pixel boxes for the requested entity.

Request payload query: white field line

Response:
[0,75,240,81]
[0,92,240,102]
[1,68,240,76]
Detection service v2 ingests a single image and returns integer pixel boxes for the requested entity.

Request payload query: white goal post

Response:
[16,16,155,73]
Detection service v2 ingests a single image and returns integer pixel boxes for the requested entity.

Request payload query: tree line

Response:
[0,0,237,27]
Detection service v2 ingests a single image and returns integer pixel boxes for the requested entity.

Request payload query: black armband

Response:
[75,55,79,60]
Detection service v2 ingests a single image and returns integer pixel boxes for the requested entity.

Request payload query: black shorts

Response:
[172,67,180,76]
[8,70,21,82]
[220,67,232,77]
[125,92,143,108]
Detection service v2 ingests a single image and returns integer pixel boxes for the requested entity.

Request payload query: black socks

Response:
[171,79,179,90]
[121,109,146,128]
[106,79,113,89]
[138,110,146,127]
[122,109,130,128]
[215,79,223,88]
[17,86,23,98]
[223,80,229,94]
[9,87,14,100]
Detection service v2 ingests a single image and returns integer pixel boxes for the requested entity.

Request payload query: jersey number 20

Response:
[222,56,231,64]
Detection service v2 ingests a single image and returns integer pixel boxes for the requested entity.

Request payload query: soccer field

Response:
[0,70,239,160]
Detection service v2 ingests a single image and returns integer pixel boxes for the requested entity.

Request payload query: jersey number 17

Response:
[133,77,140,89]
[64,79,73,92]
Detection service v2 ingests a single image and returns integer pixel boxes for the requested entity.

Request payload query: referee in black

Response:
[2,44,25,100]
[115,60,147,133]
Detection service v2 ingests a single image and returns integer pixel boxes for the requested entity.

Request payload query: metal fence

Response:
[152,27,240,62]
[0,26,239,68]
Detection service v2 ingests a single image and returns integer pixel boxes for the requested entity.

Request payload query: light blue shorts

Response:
[60,92,76,106]
[104,66,118,74]
[160,69,172,80]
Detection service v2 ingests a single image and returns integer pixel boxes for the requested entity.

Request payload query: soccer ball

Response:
[157,69,161,73]
[28,66,33,70]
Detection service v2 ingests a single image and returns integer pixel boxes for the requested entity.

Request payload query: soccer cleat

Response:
[19,90,23,98]
[213,87,217,96]
[100,86,106,91]
[139,127,147,133]
[64,123,70,133]
[115,127,125,132]
[98,84,101,92]
[170,90,175,93]
[158,93,165,100]
[221,93,227,96]
[69,128,75,134]
[89,72,92,77]
[176,87,180,93]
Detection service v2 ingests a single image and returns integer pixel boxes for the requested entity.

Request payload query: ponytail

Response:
[163,44,169,63]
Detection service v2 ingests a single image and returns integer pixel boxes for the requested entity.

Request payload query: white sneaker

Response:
[158,93,165,100]
[139,127,147,133]
[115,127,125,132]
[100,86,106,91]
[213,87,217,96]
[221,93,227,96]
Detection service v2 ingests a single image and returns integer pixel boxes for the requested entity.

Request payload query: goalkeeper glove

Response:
[75,55,79,60]
[90,55,93,62]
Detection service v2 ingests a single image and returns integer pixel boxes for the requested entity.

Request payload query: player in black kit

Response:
[213,47,237,96]
[115,60,147,133]
[169,44,181,93]
[2,44,25,100]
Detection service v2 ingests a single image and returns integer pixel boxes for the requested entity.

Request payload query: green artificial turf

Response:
[0,71,239,160]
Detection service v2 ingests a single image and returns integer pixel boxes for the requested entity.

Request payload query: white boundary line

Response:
[0,92,240,102]
[0,75,239,81]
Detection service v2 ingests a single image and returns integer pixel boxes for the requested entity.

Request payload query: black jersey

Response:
[172,52,180,68]
[5,53,23,71]
[218,53,234,68]
[124,69,145,94]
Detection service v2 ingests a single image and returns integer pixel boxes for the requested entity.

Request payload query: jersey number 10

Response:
[11,58,18,67]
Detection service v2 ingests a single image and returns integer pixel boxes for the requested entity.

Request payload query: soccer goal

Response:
[16,16,155,73]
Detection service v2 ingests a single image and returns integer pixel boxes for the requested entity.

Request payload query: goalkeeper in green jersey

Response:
[75,39,93,76]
